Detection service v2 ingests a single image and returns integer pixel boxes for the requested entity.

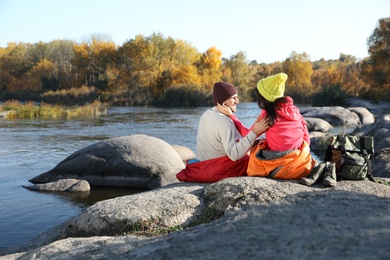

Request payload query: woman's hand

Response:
[251,116,269,136]
[217,103,233,117]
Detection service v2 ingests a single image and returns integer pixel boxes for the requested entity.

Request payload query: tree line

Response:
[0,17,389,107]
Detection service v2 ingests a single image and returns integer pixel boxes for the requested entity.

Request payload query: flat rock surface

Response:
[3,178,390,259]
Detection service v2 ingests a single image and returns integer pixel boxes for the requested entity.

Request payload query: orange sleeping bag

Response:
[247,139,314,180]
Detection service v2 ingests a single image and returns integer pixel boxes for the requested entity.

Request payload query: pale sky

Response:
[0,0,389,63]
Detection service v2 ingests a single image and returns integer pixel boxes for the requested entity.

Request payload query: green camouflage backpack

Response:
[324,135,375,181]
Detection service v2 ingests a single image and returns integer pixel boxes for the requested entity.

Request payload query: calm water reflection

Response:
[0,105,208,249]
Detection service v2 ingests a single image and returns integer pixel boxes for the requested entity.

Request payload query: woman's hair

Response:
[256,89,288,127]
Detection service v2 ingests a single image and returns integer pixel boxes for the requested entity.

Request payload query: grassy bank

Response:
[0,100,107,119]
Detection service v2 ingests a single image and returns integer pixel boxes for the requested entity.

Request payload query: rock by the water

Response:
[172,145,196,163]
[3,177,390,259]
[29,134,184,189]
[372,148,390,177]
[301,106,361,125]
[62,183,206,238]
[305,117,333,132]
[348,107,375,124]
[345,98,390,118]
[23,179,90,192]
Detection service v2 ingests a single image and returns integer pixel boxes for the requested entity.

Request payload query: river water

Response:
[0,103,264,249]
[0,102,319,250]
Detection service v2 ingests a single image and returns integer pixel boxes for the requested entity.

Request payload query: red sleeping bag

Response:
[176,155,249,183]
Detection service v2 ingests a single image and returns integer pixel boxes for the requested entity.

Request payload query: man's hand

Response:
[251,116,269,136]
[217,103,233,117]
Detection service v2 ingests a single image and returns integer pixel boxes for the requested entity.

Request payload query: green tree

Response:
[360,17,390,101]
[222,51,251,100]
[282,51,313,102]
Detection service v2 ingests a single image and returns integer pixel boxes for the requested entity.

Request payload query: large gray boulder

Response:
[3,177,390,259]
[301,106,361,125]
[348,107,375,124]
[345,98,390,118]
[372,148,390,177]
[29,134,184,189]
[305,117,333,132]
[61,183,206,238]
[353,113,390,151]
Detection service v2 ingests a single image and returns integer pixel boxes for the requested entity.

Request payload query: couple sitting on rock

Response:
[176,73,336,187]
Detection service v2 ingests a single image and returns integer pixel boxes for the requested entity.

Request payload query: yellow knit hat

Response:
[257,73,287,102]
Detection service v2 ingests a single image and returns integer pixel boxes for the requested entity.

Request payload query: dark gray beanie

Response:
[213,82,238,105]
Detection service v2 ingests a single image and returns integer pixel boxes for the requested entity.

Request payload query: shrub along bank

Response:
[0,100,106,119]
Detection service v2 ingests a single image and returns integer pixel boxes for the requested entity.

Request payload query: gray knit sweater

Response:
[195,107,257,161]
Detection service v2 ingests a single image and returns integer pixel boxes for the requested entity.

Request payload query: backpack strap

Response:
[360,137,375,182]
[362,136,374,154]
[339,146,347,174]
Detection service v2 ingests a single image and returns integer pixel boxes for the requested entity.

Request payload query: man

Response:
[176,82,269,182]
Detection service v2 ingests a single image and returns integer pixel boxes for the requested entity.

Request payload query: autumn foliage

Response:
[0,18,389,107]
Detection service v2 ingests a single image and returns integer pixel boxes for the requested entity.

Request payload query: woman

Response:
[220,73,335,185]
[219,73,309,151]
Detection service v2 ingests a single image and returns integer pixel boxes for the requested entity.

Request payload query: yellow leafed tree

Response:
[168,39,202,87]
[171,65,201,85]
[72,37,117,89]
[27,58,55,91]
[282,51,313,100]
[198,46,222,88]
